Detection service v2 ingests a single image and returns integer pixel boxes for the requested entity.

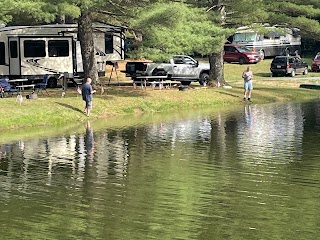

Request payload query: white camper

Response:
[232,25,301,59]
[0,24,125,87]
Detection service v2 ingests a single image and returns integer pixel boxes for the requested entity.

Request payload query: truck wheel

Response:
[290,70,296,77]
[199,73,209,86]
[47,77,57,88]
[303,68,308,75]
[152,69,166,76]
[239,57,245,65]
[181,81,191,86]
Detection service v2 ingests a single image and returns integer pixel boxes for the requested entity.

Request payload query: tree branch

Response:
[96,9,125,17]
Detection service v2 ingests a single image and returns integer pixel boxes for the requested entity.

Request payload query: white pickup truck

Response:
[124,55,210,85]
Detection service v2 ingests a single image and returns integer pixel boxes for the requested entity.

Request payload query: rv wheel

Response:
[47,77,58,88]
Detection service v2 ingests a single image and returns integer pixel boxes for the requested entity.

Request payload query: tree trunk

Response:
[208,46,225,87]
[78,10,98,86]
[206,0,226,87]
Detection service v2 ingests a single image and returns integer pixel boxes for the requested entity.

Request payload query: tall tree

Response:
[77,1,98,84]
[128,2,232,62]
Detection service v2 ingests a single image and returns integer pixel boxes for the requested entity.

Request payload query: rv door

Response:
[8,37,20,76]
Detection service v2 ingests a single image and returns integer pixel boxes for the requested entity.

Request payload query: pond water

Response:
[1,101,320,239]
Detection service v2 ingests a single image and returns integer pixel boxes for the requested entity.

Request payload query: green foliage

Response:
[128,2,232,61]
[259,1,320,40]
[0,0,14,23]
[190,0,320,40]
[0,0,80,25]
[9,0,56,24]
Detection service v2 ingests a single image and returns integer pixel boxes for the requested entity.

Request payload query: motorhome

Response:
[0,24,125,87]
[231,25,301,59]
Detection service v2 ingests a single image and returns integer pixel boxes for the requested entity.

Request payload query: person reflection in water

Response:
[244,105,253,128]
[85,121,94,161]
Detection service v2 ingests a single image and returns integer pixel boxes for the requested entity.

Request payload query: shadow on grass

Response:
[216,90,242,99]
[255,72,272,77]
[104,86,152,98]
[55,102,84,114]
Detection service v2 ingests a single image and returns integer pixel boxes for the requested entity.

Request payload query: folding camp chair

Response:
[35,75,49,95]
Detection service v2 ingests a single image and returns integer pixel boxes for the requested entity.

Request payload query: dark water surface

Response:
[1,102,320,239]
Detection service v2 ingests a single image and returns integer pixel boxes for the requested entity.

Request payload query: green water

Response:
[1,102,320,239]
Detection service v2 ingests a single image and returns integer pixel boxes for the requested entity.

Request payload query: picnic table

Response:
[8,79,35,92]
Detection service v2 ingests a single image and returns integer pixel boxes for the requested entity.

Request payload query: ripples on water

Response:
[1,102,320,239]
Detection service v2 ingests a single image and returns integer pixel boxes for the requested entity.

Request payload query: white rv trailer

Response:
[232,25,301,59]
[0,24,125,87]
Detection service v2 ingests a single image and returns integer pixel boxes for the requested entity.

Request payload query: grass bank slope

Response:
[1,77,320,130]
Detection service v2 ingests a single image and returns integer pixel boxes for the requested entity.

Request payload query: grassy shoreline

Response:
[1,80,320,130]
[2,59,320,131]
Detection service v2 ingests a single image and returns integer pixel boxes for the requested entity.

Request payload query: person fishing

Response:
[242,66,253,102]
[82,78,96,116]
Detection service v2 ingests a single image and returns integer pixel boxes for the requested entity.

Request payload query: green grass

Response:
[223,58,320,81]
[1,58,320,133]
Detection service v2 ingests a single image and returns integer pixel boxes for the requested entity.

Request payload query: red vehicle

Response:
[224,44,261,64]
[311,52,320,72]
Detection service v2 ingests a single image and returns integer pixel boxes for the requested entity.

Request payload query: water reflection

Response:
[237,104,303,166]
[1,102,320,239]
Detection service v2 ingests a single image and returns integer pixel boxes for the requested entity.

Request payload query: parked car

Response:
[124,55,210,85]
[223,44,261,64]
[311,52,320,72]
[270,56,308,77]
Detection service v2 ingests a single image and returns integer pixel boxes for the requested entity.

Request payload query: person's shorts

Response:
[244,80,253,90]
[85,101,92,109]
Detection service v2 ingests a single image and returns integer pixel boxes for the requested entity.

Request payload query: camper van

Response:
[0,24,125,87]
[231,25,301,59]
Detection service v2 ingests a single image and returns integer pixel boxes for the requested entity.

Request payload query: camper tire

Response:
[48,77,58,88]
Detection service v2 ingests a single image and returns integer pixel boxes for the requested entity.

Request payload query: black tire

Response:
[181,81,191,86]
[152,68,166,76]
[303,68,308,75]
[290,70,296,77]
[239,57,245,65]
[47,77,57,88]
[199,73,209,86]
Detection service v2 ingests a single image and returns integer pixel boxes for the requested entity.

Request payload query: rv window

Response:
[105,34,113,54]
[0,42,5,65]
[234,33,256,42]
[10,41,18,58]
[48,40,69,57]
[24,40,45,58]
